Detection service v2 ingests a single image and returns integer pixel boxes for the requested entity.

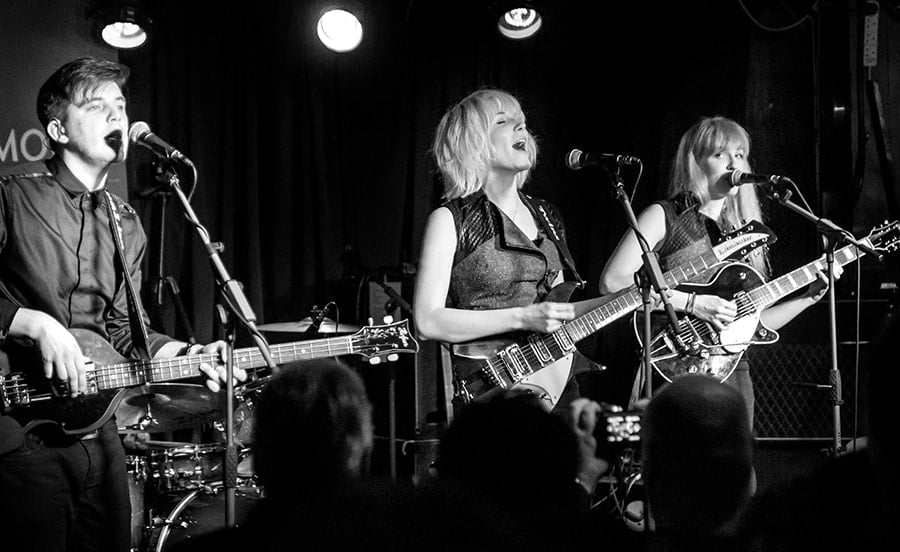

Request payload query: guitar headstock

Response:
[865,220,900,254]
[713,220,777,263]
[351,318,419,363]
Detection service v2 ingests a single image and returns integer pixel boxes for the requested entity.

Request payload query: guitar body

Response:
[637,263,780,383]
[450,282,579,410]
[451,340,573,410]
[1,329,137,434]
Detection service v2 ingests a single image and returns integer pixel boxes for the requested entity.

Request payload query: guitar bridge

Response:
[453,378,474,405]
[1,373,30,409]
[480,361,505,389]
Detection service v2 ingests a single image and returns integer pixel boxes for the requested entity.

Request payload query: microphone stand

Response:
[367,277,414,482]
[148,184,197,343]
[160,161,278,526]
[758,179,882,457]
[606,165,682,402]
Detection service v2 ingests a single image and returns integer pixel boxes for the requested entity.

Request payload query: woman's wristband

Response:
[177,343,202,356]
[684,292,697,315]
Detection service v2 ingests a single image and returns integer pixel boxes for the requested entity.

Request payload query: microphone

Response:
[729,169,787,187]
[566,148,641,170]
[128,121,189,162]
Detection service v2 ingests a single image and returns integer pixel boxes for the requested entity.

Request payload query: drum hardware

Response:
[125,443,260,552]
[123,376,266,552]
[216,378,267,447]
[256,316,361,335]
[590,446,645,531]
[146,485,262,552]
[117,384,224,433]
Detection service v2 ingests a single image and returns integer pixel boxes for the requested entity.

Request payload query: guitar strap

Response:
[105,191,152,361]
[522,194,586,289]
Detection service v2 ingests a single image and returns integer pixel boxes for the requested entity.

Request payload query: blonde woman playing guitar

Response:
[599,116,841,428]
[413,89,606,415]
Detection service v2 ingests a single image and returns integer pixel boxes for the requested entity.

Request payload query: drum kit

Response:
[120,317,360,552]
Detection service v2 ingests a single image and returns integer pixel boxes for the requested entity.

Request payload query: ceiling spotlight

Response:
[497,5,543,40]
[316,5,364,53]
[93,2,151,49]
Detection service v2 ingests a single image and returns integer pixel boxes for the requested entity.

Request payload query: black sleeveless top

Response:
[655,194,770,280]
[444,192,573,310]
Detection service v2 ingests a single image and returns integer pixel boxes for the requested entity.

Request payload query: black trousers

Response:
[0,420,131,552]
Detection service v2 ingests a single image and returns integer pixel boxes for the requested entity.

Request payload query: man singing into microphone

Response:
[598,116,838,426]
[0,57,242,551]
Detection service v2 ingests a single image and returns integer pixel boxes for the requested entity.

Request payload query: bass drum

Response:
[149,487,262,551]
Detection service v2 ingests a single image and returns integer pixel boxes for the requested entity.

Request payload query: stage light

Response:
[316,4,363,53]
[497,3,543,40]
[92,1,151,49]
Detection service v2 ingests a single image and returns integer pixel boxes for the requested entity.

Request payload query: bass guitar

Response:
[639,220,900,383]
[0,319,418,434]
[451,221,775,408]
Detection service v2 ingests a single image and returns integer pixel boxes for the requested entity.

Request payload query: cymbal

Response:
[116,383,223,433]
[257,316,361,334]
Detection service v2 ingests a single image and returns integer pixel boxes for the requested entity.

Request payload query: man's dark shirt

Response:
[0,157,173,453]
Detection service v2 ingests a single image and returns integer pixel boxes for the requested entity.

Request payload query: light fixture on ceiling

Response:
[497,3,543,40]
[316,4,364,53]
[93,1,151,49]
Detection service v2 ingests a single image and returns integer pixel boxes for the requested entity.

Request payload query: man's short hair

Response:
[36,57,130,129]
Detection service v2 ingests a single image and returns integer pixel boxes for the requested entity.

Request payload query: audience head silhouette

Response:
[434,391,584,549]
[253,358,373,502]
[643,374,754,535]
[866,312,899,516]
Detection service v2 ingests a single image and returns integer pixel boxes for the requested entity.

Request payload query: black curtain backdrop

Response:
[120,0,827,348]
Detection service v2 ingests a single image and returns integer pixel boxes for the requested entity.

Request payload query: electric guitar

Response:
[0,320,418,434]
[639,220,900,383]
[450,221,775,408]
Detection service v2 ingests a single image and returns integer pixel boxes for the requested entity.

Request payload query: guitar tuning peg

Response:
[368,356,382,365]
[382,315,394,324]
[367,317,374,326]
[387,353,398,362]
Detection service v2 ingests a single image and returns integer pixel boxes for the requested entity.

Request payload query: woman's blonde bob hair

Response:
[669,116,768,274]
[432,89,538,199]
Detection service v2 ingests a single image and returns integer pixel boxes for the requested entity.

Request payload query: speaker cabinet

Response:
[749,344,866,439]
[749,298,891,439]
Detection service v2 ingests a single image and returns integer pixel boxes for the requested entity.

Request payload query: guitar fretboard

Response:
[91,337,355,391]
[559,248,729,346]
[744,241,868,312]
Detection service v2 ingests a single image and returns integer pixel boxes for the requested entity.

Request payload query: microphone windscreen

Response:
[566,149,583,170]
[128,121,151,143]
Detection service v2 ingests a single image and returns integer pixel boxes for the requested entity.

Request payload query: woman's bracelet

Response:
[684,292,697,315]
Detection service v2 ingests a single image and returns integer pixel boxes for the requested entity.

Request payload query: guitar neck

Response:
[91,335,354,391]
[559,248,727,344]
[748,242,867,310]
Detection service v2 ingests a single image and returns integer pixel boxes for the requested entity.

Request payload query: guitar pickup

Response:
[552,328,575,352]
[497,345,529,383]
[528,334,553,365]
